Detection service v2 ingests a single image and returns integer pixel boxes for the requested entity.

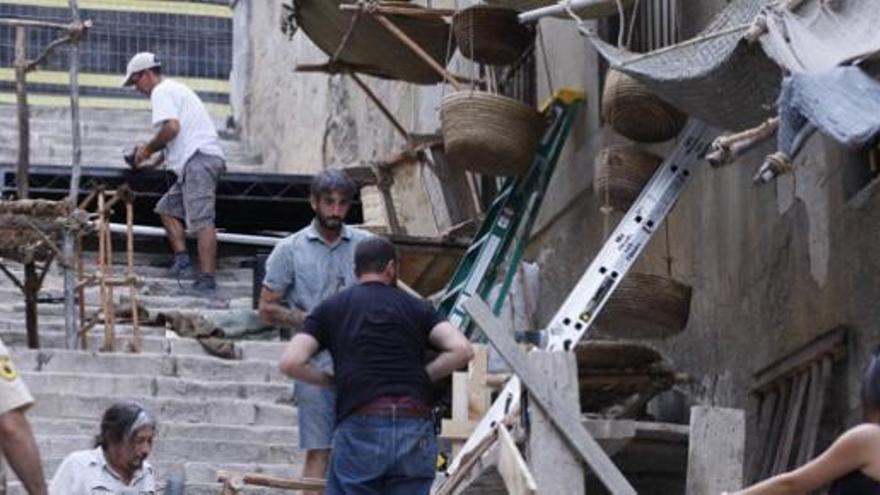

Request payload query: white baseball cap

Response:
[122,52,161,87]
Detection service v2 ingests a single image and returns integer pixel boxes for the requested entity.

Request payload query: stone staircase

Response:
[0,104,266,172]
[0,252,302,493]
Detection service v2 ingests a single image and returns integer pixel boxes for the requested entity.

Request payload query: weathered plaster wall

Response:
[526,0,875,446]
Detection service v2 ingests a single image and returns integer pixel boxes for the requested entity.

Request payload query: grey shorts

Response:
[294,350,336,450]
[154,152,225,233]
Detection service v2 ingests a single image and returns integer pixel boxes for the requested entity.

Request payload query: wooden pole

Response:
[63,0,84,350]
[23,254,39,349]
[14,26,29,200]
[349,73,409,139]
[126,200,141,352]
[371,13,463,90]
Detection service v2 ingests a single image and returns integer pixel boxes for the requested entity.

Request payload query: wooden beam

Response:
[752,326,846,393]
[371,13,463,91]
[463,297,637,495]
[216,471,325,490]
[339,3,456,17]
[497,424,537,495]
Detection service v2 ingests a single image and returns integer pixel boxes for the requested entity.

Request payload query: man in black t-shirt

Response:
[279,236,473,495]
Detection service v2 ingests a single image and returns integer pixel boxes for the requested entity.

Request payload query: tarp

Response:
[586,0,880,131]
[778,66,880,157]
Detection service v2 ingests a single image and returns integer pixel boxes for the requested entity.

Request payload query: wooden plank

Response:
[468,344,490,420]
[527,351,585,495]
[464,297,636,495]
[216,471,325,490]
[497,425,538,495]
[435,428,500,495]
[451,371,469,458]
[748,389,778,481]
[798,358,832,465]
[441,419,479,440]
[758,380,790,481]
[772,372,809,475]
[752,326,846,393]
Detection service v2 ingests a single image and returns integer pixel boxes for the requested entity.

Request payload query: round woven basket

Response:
[594,272,692,339]
[452,5,534,66]
[294,0,453,84]
[593,145,663,211]
[440,91,545,176]
[602,69,687,143]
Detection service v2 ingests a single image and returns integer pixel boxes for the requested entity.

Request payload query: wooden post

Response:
[126,199,141,352]
[526,351,585,495]
[686,406,745,495]
[23,257,39,349]
[63,0,84,350]
[498,424,538,495]
[14,26,29,200]
[102,195,116,351]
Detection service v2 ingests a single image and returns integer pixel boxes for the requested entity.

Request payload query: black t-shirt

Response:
[303,281,444,422]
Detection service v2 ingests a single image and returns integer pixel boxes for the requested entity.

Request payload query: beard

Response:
[316,213,343,230]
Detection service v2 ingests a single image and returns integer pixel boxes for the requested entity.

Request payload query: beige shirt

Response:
[0,338,33,416]
[48,447,156,494]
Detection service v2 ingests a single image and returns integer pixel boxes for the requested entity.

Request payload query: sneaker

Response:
[174,273,222,300]
[169,253,194,278]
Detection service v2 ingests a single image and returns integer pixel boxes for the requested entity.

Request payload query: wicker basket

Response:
[594,145,663,211]
[440,91,545,176]
[452,5,534,66]
[0,199,72,263]
[602,69,687,143]
[294,0,453,84]
[594,272,692,339]
[484,0,630,19]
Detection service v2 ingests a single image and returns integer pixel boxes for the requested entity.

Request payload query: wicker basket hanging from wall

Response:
[602,69,687,143]
[594,272,692,339]
[594,145,663,212]
[294,0,453,84]
[440,91,545,176]
[452,5,534,66]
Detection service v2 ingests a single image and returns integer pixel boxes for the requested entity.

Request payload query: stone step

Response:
[29,417,298,446]
[0,329,285,361]
[30,392,297,427]
[35,434,301,465]
[22,371,292,403]
[6,461,304,491]
[10,349,287,383]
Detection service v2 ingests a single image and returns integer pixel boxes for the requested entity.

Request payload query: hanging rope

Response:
[625,0,640,49]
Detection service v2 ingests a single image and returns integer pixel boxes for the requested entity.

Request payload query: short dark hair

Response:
[94,402,156,449]
[355,237,398,276]
[310,169,356,200]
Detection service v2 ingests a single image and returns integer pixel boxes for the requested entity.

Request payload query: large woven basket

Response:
[440,91,545,176]
[452,5,534,66]
[594,272,692,339]
[294,0,453,84]
[594,145,663,211]
[602,69,687,143]
[484,0,631,19]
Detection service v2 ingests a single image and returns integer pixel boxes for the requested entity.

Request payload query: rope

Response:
[330,7,362,64]
[442,0,458,98]
[625,0,640,49]
[615,0,625,48]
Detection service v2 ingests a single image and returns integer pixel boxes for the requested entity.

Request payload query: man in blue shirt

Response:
[279,237,473,495]
[259,169,370,492]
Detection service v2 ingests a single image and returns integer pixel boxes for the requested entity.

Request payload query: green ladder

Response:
[437,88,585,337]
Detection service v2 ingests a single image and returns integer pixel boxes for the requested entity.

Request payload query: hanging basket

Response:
[593,145,663,212]
[440,91,545,176]
[452,5,534,66]
[602,69,687,143]
[594,272,692,339]
[294,0,453,84]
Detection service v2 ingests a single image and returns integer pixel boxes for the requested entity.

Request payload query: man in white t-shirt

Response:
[123,52,225,296]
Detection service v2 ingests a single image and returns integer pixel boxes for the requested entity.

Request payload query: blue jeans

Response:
[327,414,437,495]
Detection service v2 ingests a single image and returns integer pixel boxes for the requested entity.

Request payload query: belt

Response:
[353,396,432,418]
